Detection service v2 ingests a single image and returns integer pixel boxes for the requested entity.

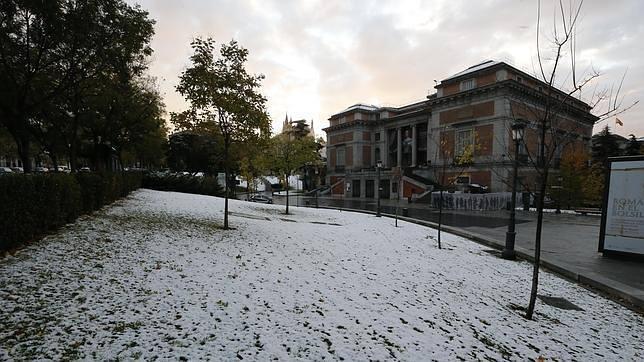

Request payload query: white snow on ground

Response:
[0,189,642,360]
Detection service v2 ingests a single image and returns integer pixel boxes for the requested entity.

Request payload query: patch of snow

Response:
[0,189,641,360]
[518,207,601,216]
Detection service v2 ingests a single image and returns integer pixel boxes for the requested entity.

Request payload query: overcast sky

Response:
[128,0,644,138]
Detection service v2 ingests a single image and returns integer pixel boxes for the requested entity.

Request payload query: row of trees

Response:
[0,0,167,172]
[549,125,641,209]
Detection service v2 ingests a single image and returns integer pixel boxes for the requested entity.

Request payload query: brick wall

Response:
[476,72,497,87]
[475,124,494,156]
[442,83,460,96]
[439,101,495,124]
[403,180,426,198]
[330,176,344,194]
[440,130,455,159]
[362,145,371,167]
[441,72,498,96]
[329,132,354,145]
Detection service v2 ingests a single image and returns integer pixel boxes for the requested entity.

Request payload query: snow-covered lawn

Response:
[0,189,642,360]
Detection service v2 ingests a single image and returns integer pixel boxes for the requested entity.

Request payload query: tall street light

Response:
[502,121,525,260]
[376,160,382,217]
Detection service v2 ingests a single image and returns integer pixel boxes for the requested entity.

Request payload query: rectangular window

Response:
[456,129,474,157]
[336,147,346,166]
[375,132,381,141]
[460,79,475,91]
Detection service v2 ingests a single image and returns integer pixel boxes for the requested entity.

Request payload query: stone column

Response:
[396,128,402,167]
[411,124,417,167]
[427,119,432,164]
[383,129,389,168]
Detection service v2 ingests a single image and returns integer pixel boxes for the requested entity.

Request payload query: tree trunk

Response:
[51,152,59,172]
[526,171,548,320]
[223,140,230,229]
[69,140,78,172]
[526,116,550,320]
[16,134,32,173]
[285,173,290,214]
[70,109,82,172]
[438,189,443,249]
[117,151,124,173]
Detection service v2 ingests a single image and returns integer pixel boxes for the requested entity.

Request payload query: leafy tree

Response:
[174,37,270,229]
[582,163,605,207]
[549,148,588,209]
[266,133,318,214]
[0,1,65,171]
[624,134,641,156]
[167,131,220,175]
[0,0,157,172]
[237,138,269,194]
[591,125,622,165]
[63,1,155,171]
[432,129,475,249]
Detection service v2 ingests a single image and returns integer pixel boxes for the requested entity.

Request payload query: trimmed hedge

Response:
[143,173,223,197]
[0,172,142,253]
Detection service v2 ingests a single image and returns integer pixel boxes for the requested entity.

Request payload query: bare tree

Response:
[518,0,638,319]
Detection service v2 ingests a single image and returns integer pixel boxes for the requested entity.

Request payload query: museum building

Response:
[323,60,597,199]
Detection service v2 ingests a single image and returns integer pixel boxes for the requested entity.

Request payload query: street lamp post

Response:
[376,160,382,217]
[502,121,525,260]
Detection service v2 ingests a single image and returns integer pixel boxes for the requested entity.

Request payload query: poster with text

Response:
[602,159,644,255]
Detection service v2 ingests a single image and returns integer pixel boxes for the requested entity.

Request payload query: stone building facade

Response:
[323,60,596,199]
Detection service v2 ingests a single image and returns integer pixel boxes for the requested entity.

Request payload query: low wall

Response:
[431,192,518,211]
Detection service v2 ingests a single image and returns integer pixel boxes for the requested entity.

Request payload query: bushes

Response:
[143,173,223,197]
[75,172,142,213]
[0,172,142,253]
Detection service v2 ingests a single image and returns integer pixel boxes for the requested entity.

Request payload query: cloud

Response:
[130,0,644,137]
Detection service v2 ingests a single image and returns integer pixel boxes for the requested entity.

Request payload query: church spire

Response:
[282,113,290,133]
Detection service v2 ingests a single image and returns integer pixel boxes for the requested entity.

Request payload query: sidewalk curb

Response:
[319,205,644,313]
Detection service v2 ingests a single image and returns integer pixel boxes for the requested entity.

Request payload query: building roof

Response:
[328,104,376,119]
[329,100,428,120]
[442,60,501,82]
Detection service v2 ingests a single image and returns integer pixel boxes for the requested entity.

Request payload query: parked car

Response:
[57,166,71,173]
[463,183,489,194]
[79,167,91,172]
[10,167,23,173]
[34,166,48,173]
[0,167,13,175]
[248,194,273,204]
[530,194,557,209]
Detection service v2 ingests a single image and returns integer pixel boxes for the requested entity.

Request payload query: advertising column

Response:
[599,156,644,255]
